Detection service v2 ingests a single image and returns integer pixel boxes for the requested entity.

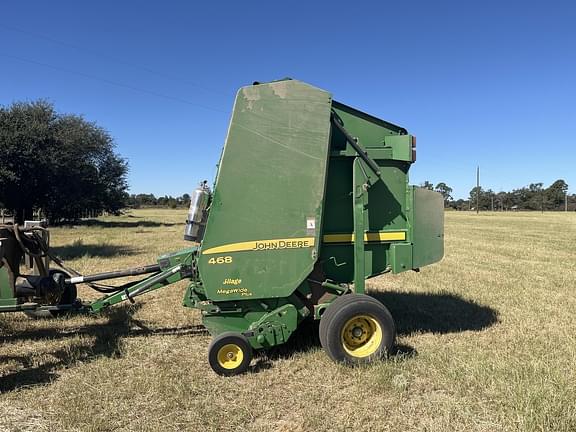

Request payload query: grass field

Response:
[1,209,575,432]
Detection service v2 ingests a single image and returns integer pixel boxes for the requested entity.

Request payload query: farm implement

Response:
[0,79,444,375]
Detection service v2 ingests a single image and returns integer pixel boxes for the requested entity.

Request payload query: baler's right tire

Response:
[208,332,253,376]
[319,293,395,365]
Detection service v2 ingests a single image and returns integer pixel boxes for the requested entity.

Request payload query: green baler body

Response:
[0,79,442,357]
[186,79,444,347]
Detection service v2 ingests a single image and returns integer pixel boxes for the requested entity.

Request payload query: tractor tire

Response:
[319,293,395,364]
[208,332,253,376]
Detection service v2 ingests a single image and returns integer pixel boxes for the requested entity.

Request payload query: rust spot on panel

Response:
[242,86,261,110]
[271,81,289,99]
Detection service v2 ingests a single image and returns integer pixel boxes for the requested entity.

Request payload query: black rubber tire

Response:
[208,332,253,376]
[24,270,77,319]
[319,293,395,364]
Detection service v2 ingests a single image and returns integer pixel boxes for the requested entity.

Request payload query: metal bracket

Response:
[353,158,366,295]
[330,111,381,180]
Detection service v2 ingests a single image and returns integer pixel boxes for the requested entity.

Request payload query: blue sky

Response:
[1,1,574,199]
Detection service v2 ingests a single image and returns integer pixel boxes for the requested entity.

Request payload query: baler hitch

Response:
[65,264,161,285]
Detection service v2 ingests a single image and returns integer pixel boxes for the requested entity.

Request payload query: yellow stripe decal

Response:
[323,231,406,243]
[202,232,405,255]
[202,237,315,255]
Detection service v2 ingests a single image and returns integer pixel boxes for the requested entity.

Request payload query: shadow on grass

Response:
[0,305,207,392]
[251,292,497,372]
[51,241,138,259]
[0,292,498,384]
[371,291,499,336]
[251,320,418,373]
[69,219,179,228]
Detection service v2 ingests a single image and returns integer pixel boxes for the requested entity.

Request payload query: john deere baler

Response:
[179,79,444,374]
[0,79,443,375]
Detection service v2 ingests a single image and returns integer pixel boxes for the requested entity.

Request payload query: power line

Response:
[0,52,227,113]
[0,24,229,97]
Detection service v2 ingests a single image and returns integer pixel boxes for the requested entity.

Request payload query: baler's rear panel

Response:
[411,187,444,268]
[320,101,424,282]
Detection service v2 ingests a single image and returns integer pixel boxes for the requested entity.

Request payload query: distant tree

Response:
[435,182,453,207]
[545,179,568,210]
[524,183,546,211]
[421,180,434,191]
[469,186,480,210]
[0,100,128,222]
[569,194,576,211]
[447,198,464,210]
[138,194,157,206]
[427,179,570,212]
[181,193,191,206]
[495,191,510,211]
[156,195,167,206]
[469,186,493,210]
[126,193,190,208]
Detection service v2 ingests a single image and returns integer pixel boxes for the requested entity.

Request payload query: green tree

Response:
[0,100,128,223]
[469,186,493,210]
[545,179,568,210]
[181,193,191,206]
[495,191,510,211]
[434,182,453,207]
[569,194,576,211]
[421,180,434,190]
[525,183,546,211]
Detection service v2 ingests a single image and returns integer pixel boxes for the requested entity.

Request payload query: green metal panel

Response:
[198,80,333,301]
[389,243,413,273]
[0,263,18,308]
[330,101,407,153]
[201,299,302,349]
[0,267,14,301]
[412,187,445,268]
[320,102,413,283]
[383,135,415,162]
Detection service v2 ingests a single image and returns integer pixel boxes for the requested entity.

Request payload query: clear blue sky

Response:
[1,1,575,199]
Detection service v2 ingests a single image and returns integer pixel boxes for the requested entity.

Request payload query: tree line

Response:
[125,193,191,209]
[421,180,574,211]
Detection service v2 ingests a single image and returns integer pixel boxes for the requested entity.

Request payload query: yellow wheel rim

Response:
[341,315,382,358]
[217,343,244,370]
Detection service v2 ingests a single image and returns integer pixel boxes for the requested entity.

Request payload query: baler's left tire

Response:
[208,332,253,376]
[320,294,395,365]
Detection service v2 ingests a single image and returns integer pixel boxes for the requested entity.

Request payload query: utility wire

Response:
[0,52,227,113]
[0,24,229,97]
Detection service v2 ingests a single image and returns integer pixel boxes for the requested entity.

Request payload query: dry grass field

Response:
[1,209,575,432]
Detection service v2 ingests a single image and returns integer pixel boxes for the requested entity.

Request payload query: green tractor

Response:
[0,79,443,375]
